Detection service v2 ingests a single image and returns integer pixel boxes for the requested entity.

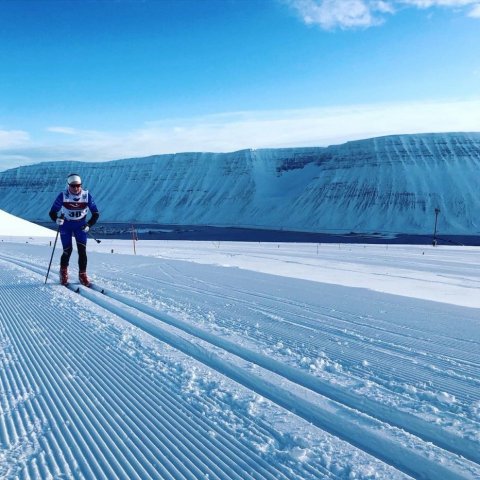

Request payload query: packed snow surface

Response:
[0,216,479,479]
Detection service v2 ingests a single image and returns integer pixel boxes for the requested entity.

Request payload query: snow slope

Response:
[1,217,479,479]
[1,132,479,234]
[0,209,55,237]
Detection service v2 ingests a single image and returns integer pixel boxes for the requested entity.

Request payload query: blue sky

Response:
[1,0,480,170]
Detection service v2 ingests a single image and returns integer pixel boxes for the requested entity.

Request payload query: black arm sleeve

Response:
[49,210,58,222]
[87,212,100,227]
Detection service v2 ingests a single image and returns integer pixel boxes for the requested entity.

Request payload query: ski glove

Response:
[56,218,64,226]
[81,224,90,233]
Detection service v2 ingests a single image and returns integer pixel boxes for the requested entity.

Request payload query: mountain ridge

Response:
[1,132,479,234]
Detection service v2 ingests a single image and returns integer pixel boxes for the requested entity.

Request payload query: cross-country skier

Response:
[49,173,100,287]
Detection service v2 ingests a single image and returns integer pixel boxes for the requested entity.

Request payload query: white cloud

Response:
[287,0,387,29]
[1,99,480,170]
[468,2,480,15]
[47,126,80,135]
[374,1,396,13]
[0,129,30,148]
[115,99,480,154]
[288,0,480,29]
[399,1,478,7]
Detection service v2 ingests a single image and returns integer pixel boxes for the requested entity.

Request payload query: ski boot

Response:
[60,266,69,286]
[79,271,91,287]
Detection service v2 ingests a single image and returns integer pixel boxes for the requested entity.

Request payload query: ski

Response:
[79,283,105,294]
[64,283,80,293]
[63,282,104,295]
[90,284,106,295]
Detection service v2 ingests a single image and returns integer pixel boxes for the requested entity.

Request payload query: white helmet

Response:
[67,173,82,186]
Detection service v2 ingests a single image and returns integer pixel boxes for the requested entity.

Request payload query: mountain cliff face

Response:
[0,133,479,234]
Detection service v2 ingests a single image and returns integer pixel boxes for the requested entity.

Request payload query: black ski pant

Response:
[60,242,87,272]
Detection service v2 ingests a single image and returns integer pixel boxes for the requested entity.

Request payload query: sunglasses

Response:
[69,183,82,188]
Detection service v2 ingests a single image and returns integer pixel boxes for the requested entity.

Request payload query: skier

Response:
[49,173,100,287]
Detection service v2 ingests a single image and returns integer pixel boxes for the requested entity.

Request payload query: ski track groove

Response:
[11,251,480,368]
[65,287,480,477]
[1,297,106,479]
[3,264,197,478]
[128,263,480,366]
[1,299,77,479]
[123,266,480,404]
[243,308,480,403]
[43,307,279,480]
[181,270,480,368]
[34,302,218,480]
[3,253,480,478]
[6,270,232,480]
[0,258,316,480]
[8,365,80,478]
[3,254,480,474]
[106,264,480,427]
[54,288,297,480]
[8,299,135,480]
[16,302,232,478]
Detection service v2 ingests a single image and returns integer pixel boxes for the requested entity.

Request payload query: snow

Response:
[1,213,479,479]
[114,240,480,308]
[0,209,55,237]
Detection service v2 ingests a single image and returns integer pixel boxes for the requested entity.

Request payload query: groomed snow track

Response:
[1,252,479,479]
[2,256,325,480]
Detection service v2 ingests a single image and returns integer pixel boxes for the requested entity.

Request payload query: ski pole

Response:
[87,230,101,244]
[45,216,63,284]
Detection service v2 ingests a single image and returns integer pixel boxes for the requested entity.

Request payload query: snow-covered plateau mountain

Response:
[1,132,479,234]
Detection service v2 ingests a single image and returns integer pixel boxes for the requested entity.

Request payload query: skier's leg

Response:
[59,224,73,284]
[77,242,87,272]
[60,247,73,267]
[74,226,88,272]
[77,242,90,286]
[75,227,91,286]
[59,224,73,268]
